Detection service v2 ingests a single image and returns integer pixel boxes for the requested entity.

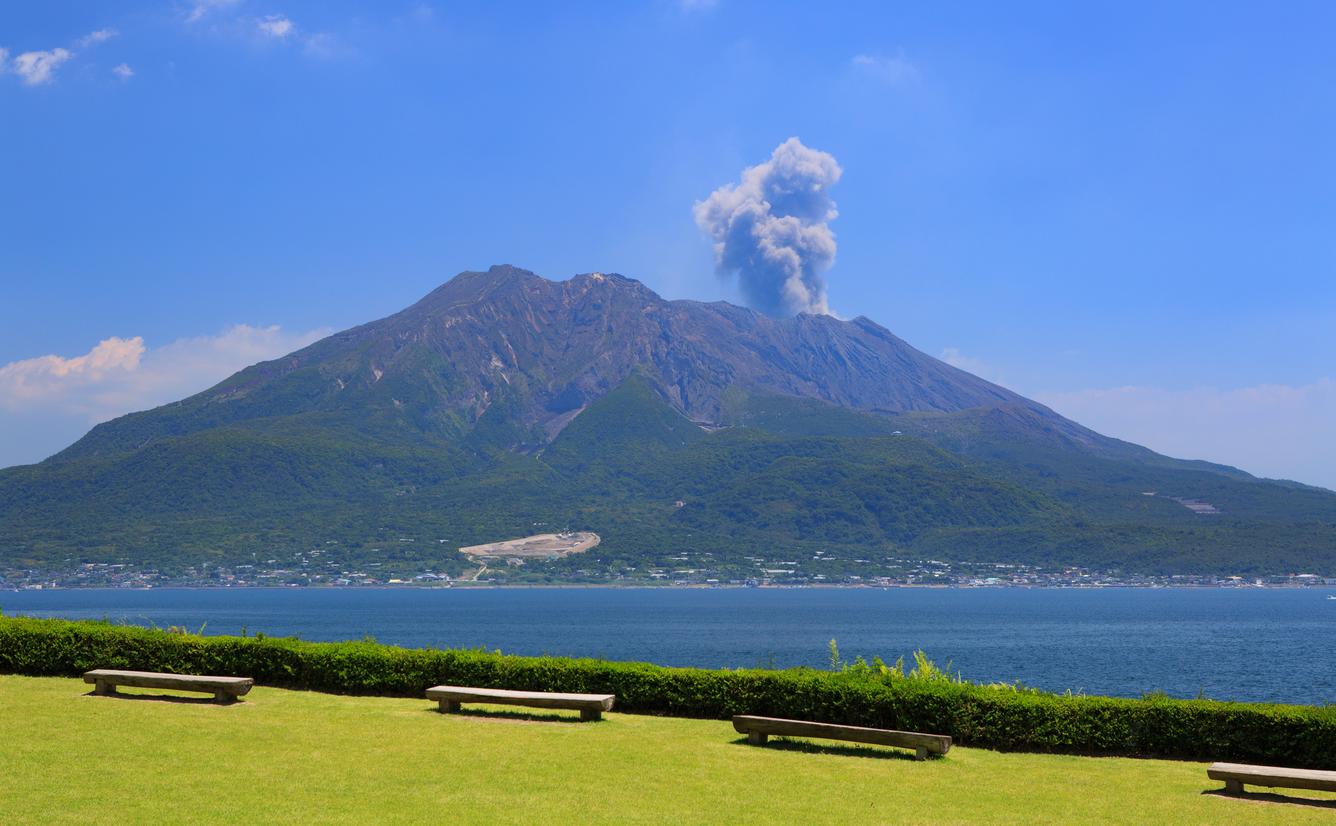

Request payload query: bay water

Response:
[4,586,1334,705]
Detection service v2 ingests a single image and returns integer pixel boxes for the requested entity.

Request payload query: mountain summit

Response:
[4,266,1334,581]
[62,265,1074,458]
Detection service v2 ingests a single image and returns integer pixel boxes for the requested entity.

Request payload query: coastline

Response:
[7,582,1336,592]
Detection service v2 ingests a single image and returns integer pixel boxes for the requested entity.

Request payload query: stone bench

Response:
[426,685,615,721]
[1208,762,1336,795]
[83,669,254,704]
[732,715,951,760]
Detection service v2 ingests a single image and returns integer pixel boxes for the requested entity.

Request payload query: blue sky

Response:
[1,1,1334,487]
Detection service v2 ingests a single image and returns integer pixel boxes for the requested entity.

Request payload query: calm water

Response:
[4,587,1334,705]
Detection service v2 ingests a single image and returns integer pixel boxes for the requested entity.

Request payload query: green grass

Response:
[2,676,1334,824]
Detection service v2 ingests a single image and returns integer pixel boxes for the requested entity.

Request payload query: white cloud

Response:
[939,347,1000,382]
[1036,380,1336,490]
[0,324,330,467]
[76,28,118,48]
[852,53,920,87]
[0,325,329,423]
[0,337,146,404]
[186,0,242,23]
[11,48,73,86]
[112,63,134,79]
[3,29,117,87]
[257,15,295,39]
[302,32,343,59]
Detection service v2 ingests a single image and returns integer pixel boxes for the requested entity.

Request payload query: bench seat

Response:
[1208,762,1336,795]
[426,685,615,721]
[83,669,253,704]
[733,715,951,760]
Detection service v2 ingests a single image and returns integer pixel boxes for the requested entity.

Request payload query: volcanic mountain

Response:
[56,266,1056,457]
[3,266,1333,580]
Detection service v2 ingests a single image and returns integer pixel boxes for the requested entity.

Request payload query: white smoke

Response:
[694,137,842,316]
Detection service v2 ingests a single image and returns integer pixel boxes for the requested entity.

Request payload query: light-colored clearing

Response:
[460,531,600,559]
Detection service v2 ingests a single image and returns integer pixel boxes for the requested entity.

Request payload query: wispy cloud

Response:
[939,347,1002,383]
[3,26,119,87]
[302,32,344,59]
[852,52,920,87]
[10,48,73,86]
[0,325,329,422]
[186,0,243,24]
[112,63,135,80]
[177,3,351,61]
[254,16,347,59]
[1036,380,1336,490]
[75,28,118,48]
[257,15,295,39]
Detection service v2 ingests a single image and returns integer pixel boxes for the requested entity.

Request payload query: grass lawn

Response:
[2,675,1333,824]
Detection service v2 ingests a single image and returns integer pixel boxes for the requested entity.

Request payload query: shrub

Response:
[1,615,1332,767]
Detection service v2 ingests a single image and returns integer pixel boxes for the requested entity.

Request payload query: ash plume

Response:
[694,137,842,317]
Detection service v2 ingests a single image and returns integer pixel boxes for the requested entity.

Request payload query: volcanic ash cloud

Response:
[694,137,842,317]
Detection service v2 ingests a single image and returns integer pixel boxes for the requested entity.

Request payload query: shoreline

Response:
[7,582,1336,592]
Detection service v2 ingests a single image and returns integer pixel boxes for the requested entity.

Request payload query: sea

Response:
[4,586,1334,706]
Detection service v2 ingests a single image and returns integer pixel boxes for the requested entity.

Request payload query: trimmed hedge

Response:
[2,615,1333,767]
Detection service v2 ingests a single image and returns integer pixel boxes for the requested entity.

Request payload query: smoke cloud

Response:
[694,137,842,316]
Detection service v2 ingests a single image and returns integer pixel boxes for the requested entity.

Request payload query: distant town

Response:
[4,555,1334,591]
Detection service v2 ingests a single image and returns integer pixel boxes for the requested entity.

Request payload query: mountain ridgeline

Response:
[3,266,1334,580]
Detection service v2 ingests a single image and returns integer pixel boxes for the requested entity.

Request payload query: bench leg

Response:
[1223,779,1244,795]
[93,680,117,696]
[915,746,929,761]
[747,731,768,746]
[580,709,602,722]
[438,700,461,713]
[214,692,236,705]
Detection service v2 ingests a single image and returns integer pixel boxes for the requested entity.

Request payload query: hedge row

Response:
[2,615,1333,767]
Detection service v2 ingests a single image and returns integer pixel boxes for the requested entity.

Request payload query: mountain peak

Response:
[58,265,1056,465]
[411,264,539,306]
[410,266,666,314]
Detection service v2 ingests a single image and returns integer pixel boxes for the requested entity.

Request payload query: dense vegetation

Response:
[3,615,1334,768]
[3,374,1333,579]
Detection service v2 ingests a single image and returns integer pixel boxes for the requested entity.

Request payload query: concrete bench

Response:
[1208,762,1336,795]
[426,685,615,721]
[733,715,951,760]
[83,669,254,704]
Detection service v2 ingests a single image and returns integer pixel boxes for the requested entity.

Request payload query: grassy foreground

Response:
[2,675,1332,824]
